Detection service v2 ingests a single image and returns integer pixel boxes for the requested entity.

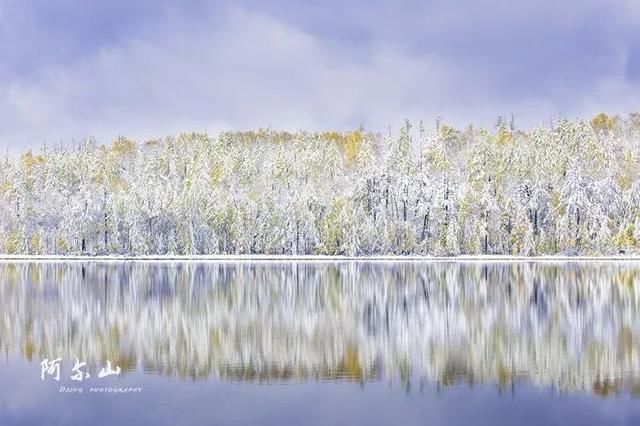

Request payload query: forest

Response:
[1,112,639,256]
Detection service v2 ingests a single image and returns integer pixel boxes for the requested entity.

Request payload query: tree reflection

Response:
[0,261,638,396]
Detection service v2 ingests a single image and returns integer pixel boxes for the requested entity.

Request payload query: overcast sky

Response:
[1,0,639,152]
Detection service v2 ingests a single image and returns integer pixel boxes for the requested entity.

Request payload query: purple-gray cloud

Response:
[0,0,639,152]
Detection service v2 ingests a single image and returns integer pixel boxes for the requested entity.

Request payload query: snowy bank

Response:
[1,254,640,263]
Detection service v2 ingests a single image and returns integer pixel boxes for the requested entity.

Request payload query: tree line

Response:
[1,113,639,256]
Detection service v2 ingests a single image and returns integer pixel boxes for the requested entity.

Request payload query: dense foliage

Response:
[2,113,640,256]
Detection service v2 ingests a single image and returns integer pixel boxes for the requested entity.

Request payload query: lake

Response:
[0,261,639,425]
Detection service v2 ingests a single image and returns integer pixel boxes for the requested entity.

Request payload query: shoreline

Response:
[1,254,640,263]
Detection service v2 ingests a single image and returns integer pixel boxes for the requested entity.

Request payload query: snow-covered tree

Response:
[1,114,640,256]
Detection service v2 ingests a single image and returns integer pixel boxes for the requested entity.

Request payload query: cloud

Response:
[0,5,457,150]
[0,1,639,153]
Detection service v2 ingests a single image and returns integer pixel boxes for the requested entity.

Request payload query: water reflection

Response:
[0,261,639,396]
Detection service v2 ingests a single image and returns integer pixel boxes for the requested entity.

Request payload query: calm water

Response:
[0,261,639,426]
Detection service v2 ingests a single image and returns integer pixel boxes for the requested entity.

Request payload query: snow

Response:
[1,254,640,263]
[2,119,640,257]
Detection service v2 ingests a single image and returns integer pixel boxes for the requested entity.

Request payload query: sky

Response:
[1,0,639,152]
